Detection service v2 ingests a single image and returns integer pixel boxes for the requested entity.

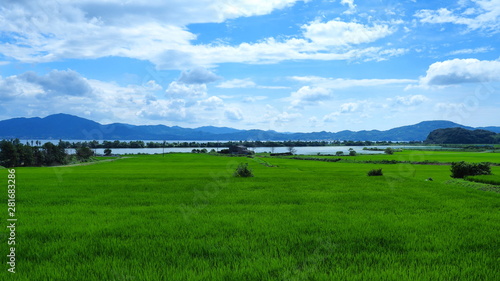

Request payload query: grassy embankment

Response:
[1,151,499,280]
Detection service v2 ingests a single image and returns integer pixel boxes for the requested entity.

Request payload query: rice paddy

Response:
[1,151,499,280]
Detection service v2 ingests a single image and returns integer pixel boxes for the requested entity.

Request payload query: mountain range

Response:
[1,113,499,141]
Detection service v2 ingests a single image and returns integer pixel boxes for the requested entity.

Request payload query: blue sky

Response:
[0,0,499,132]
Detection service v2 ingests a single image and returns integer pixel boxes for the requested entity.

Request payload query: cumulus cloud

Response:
[302,19,393,46]
[0,69,239,125]
[272,112,303,126]
[418,58,500,86]
[0,69,95,105]
[143,80,163,91]
[394,95,429,106]
[165,81,207,98]
[340,102,359,113]
[0,76,32,101]
[137,99,189,121]
[224,107,244,121]
[289,86,332,109]
[178,67,221,84]
[323,112,340,123]
[18,70,93,97]
[0,69,170,123]
[198,96,224,110]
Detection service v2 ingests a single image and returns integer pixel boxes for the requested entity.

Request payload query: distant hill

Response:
[1,113,500,141]
[425,127,499,144]
[477,126,500,133]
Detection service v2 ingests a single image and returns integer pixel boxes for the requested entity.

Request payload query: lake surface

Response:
[17,139,448,155]
[63,145,447,156]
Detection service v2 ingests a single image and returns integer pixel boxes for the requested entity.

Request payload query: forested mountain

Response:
[425,127,500,144]
[1,114,500,141]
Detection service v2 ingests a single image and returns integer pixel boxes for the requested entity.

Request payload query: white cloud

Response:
[0,75,40,101]
[0,0,404,69]
[217,78,257,89]
[340,0,357,14]
[178,67,221,84]
[0,69,236,125]
[291,76,417,88]
[435,102,463,112]
[165,82,207,98]
[418,58,500,86]
[18,70,93,97]
[340,102,359,113]
[308,116,319,127]
[143,80,163,91]
[198,96,224,110]
[394,95,429,106]
[289,86,332,109]
[243,96,268,103]
[447,46,494,55]
[276,112,302,123]
[137,99,189,121]
[217,78,289,89]
[0,69,170,123]
[0,0,302,65]
[224,107,244,121]
[322,112,340,123]
[302,20,393,46]
[415,0,500,32]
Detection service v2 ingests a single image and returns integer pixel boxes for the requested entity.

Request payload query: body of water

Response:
[64,145,446,156]
[16,139,448,155]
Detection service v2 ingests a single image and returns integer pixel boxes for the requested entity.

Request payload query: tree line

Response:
[48,139,420,149]
[0,139,94,168]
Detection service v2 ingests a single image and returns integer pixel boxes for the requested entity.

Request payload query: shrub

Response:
[368,168,383,176]
[336,151,344,156]
[234,163,254,177]
[384,148,394,155]
[450,161,491,178]
[349,150,357,156]
[104,148,112,156]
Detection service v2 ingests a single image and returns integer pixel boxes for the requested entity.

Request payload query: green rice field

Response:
[1,151,499,280]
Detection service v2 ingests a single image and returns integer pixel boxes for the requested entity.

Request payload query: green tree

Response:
[384,148,394,155]
[76,147,94,161]
[33,147,44,166]
[0,140,19,168]
[42,142,68,166]
[17,143,34,166]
